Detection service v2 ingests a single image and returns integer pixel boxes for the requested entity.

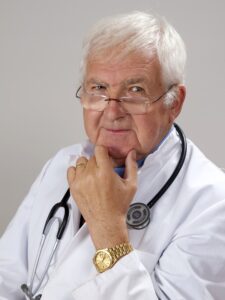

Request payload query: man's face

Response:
[82,51,182,165]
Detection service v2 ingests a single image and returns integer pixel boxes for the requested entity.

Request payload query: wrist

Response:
[87,219,129,249]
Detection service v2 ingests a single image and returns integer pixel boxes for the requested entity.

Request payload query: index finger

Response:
[94,145,111,168]
[124,149,138,183]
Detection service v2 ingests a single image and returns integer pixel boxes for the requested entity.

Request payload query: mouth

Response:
[97,127,134,160]
[105,128,130,135]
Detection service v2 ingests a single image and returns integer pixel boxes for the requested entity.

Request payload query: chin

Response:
[107,146,128,160]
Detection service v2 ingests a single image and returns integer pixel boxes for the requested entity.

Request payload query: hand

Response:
[67,145,137,249]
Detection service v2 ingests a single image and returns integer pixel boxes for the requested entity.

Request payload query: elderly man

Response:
[1,11,225,300]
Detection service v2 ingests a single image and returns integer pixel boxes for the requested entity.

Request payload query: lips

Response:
[105,128,130,134]
[104,126,130,131]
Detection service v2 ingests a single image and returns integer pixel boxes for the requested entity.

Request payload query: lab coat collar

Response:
[134,125,181,207]
[141,125,179,170]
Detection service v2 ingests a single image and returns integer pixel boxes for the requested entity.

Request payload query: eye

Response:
[129,86,144,93]
[92,84,106,91]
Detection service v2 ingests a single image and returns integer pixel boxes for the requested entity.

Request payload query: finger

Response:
[75,156,88,173]
[67,166,76,186]
[94,145,111,168]
[124,149,137,182]
[86,154,97,169]
[76,156,88,166]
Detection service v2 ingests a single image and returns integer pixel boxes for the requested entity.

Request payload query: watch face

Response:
[95,250,112,272]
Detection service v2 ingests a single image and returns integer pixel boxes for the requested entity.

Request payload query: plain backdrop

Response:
[0,0,225,235]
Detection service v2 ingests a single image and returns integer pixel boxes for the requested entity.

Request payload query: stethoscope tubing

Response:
[148,123,187,209]
[126,123,187,229]
[21,123,186,299]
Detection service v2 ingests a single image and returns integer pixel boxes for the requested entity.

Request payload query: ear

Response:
[168,85,186,123]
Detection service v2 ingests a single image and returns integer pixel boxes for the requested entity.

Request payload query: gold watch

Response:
[93,242,133,273]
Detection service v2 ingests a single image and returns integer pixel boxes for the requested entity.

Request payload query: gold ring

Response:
[76,162,86,168]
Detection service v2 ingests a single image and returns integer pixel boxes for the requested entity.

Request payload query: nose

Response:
[103,98,127,120]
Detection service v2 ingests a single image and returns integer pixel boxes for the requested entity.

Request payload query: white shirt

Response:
[0,127,225,300]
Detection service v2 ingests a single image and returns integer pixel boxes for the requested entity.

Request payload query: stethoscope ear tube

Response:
[21,189,71,299]
[42,189,70,240]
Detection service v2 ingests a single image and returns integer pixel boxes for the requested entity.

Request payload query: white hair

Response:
[80,11,187,105]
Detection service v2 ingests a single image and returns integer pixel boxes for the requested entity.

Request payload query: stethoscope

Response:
[127,123,187,229]
[21,123,187,299]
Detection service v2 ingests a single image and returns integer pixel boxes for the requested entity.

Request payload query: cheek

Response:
[135,124,155,153]
[134,114,166,153]
[83,110,101,142]
[134,115,155,137]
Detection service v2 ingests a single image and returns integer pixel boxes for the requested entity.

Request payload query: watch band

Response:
[108,242,133,265]
[93,242,133,273]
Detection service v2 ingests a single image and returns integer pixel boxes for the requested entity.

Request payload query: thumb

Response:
[124,149,137,182]
[67,166,76,186]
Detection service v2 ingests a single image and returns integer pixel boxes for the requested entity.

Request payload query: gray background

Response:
[0,0,224,235]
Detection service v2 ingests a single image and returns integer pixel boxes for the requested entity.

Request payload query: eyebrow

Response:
[85,77,147,87]
[85,78,110,87]
[124,78,147,85]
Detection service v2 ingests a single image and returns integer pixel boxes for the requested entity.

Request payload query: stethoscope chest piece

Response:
[126,202,150,230]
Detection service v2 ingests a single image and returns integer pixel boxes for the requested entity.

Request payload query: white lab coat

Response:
[1,127,225,300]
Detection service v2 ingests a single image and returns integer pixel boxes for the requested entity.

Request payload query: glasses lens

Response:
[81,94,108,111]
[120,97,148,115]
[121,99,146,115]
[78,88,148,115]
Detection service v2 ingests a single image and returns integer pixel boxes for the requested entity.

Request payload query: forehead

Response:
[84,51,163,87]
